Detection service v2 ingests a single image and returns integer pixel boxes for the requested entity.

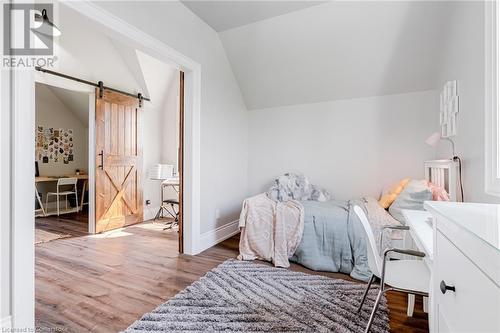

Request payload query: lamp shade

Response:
[425,132,441,147]
[149,164,174,180]
[34,9,61,37]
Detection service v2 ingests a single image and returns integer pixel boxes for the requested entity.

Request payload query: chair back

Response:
[354,206,383,278]
[57,177,78,193]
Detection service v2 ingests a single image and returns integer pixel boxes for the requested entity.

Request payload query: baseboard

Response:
[198,220,240,253]
[143,205,160,222]
[0,316,12,330]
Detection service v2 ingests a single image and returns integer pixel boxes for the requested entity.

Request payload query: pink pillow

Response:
[427,181,450,201]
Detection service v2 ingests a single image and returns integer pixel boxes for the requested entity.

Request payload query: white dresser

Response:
[424,202,500,333]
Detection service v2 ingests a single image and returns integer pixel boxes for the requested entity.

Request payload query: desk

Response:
[152,177,179,220]
[424,201,500,333]
[402,209,433,322]
[402,209,434,266]
[35,175,89,216]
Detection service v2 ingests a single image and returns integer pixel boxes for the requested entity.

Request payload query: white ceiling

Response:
[181,1,326,32]
[219,1,454,110]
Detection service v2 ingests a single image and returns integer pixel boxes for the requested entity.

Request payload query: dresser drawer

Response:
[435,231,500,332]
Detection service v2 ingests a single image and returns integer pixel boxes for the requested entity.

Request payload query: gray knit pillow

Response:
[389,180,432,223]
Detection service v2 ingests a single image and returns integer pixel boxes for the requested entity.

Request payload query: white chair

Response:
[46,178,79,216]
[354,206,430,333]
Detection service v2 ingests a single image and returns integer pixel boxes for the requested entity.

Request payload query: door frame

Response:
[8,1,202,329]
[34,74,96,234]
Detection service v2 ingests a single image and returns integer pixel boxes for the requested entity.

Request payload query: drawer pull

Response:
[440,280,456,294]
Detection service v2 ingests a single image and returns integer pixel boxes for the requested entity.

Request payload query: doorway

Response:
[34,83,91,244]
[9,2,202,327]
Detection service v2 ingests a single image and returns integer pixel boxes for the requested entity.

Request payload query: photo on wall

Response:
[35,126,74,164]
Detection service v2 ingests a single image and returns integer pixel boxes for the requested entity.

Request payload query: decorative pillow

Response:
[378,178,411,209]
[389,180,433,223]
[428,181,451,201]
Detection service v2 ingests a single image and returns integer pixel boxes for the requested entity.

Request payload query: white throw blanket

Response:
[238,193,304,267]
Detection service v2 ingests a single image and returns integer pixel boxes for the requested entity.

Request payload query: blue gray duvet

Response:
[290,199,371,281]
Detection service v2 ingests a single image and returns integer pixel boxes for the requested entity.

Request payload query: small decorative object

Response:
[75,169,80,176]
[440,80,459,137]
[35,126,74,163]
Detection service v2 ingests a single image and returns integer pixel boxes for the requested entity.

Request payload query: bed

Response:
[238,160,459,281]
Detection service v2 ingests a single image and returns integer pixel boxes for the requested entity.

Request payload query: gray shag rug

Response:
[124,259,389,332]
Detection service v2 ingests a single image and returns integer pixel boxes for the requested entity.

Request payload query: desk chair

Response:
[354,206,430,333]
[46,178,79,216]
[162,198,179,230]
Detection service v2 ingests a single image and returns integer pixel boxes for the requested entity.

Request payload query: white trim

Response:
[61,1,202,254]
[198,220,240,253]
[0,316,12,330]
[485,0,500,197]
[88,93,96,234]
[0,66,10,330]
[11,69,35,330]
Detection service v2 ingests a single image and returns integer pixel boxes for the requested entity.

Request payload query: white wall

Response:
[435,1,500,204]
[94,1,249,231]
[142,81,180,219]
[35,84,88,177]
[248,90,438,199]
[135,50,180,219]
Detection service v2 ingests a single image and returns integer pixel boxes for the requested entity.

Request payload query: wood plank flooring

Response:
[36,222,428,333]
[35,211,89,239]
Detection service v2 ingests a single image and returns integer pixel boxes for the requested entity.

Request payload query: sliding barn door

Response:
[95,89,143,233]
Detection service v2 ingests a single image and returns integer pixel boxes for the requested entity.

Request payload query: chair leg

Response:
[75,190,79,213]
[357,274,375,313]
[65,195,68,211]
[423,296,428,313]
[365,289,384,333]
[407,294,415,317]
[57,195,60,216]
[45,194,50,214]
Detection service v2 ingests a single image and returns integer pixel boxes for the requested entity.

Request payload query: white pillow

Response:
[389,180,432,223]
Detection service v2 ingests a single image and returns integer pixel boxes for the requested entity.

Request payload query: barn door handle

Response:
[98,150,104,170]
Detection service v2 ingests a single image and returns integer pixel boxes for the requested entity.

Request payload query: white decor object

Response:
[149,164,174,180]
[439,80,459,137]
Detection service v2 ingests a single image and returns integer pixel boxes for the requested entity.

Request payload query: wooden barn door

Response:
[95,89,143,233]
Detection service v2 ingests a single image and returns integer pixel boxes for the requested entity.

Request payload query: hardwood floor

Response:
[35,210,89,239]
[35,222,428,333]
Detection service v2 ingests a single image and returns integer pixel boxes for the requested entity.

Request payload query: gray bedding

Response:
[290,199,372,281]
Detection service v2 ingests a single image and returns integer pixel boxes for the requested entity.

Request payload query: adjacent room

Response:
[1,1,499,333]
[34,83,90,243]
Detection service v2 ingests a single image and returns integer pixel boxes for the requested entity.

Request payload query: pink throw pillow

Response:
[427,181,450,201]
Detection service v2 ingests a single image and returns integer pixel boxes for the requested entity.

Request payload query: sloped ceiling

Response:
[136,50,177,108]
[45,84,89,126]
[218,1,454,110]
[181,1,326,32]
